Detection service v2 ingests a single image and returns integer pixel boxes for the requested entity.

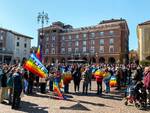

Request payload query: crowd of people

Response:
[0,62,150,110]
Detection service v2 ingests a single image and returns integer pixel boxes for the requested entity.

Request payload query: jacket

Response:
[13,72,23,90]
[144,71,150,89]
[95,75,103,83]
[1,73,7,87]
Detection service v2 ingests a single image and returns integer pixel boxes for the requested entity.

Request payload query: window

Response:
[68,35,72,40]
[83,33,87,38]
[76,34,79,40]
[90,46,95,53]
[16,48,19,55]
[91,32,95,38]
[75,48,79,53]
[17,37,20,40]
[75,41,79,46]
[61,48,65,54]
[61,42,65,47]
[83,41,86,46]
[52,36,55,41]
[99,31,104,36]
[109,45,114,53]
[46,36,49,41]
[0,36,3,40]
[16,42,19,47]
[0,42,2,50]
[99,39,104,45]
[62,36,65,40]
[51,48,55,54]
[68,42,72,47]
[83,47,86,52]
[24,50,27,55]
[109,30,114,35]
[46,44,49,48]
[51,43,55,47]
[45,49,49,54]
[91,40,95,45]
[109,38,114,45]
[24,43,27,48]
[68,48,72,53]
[100,46,104,53]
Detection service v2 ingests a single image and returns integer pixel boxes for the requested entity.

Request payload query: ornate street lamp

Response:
[37,11,49,62]
[37,11,49,39]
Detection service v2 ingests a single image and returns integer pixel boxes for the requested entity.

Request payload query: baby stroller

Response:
[124,81,147,109]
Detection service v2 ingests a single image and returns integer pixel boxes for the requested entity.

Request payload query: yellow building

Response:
[137,21,150,61]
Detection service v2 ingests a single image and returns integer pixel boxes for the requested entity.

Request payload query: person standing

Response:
[0,69,8,104]
[72,66,81,93]
[0,65,12,104]
[27,72,35,95]
[95,69,103,95]
[82,67,90,95]
[7,67,15,104]
[115,67,122,90]
[103,69,111,93]
[143,66,150,105]
[12,68,23,109]
[39,77,47,94]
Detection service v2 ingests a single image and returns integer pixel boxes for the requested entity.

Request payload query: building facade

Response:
[0,28,33,64]
[38,19,129,64]
[128,50,138,63]
[137,21,150,61]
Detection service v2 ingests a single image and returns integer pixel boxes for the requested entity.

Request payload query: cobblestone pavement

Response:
[0,81,150,113]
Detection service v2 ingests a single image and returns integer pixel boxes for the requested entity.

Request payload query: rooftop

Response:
[99,18,126,24]
[0,27,33,39]
[138,20,150,26]
[39,18,128,33]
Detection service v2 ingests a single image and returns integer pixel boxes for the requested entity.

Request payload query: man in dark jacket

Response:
[12,68,23,109]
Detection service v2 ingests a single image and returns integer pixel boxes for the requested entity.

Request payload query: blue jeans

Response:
[104,80,110,93]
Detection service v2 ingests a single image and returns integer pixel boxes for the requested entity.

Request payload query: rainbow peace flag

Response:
[109,76,117,87]
[53,80,64,98]
[36,45,42,61]
[94,70,103,77]
[23,54,48,78]
[63,72,72,85]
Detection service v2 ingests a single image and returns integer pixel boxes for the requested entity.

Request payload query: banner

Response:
[23,54,48,78]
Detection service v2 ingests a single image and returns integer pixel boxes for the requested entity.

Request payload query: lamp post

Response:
[37,11,49,39]
[37,11,49,94]
[95,52,98,64]
[37,11,49,61]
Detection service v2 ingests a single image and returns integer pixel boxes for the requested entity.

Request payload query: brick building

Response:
[38,18,129,64]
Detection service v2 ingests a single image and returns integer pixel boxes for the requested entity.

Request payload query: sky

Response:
[0,0,150,50]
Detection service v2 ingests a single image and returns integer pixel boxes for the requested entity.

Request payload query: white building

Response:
[0,28,33,64]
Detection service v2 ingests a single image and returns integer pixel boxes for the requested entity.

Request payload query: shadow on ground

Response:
[101,93,123,101]
[65,98,111,108]
[17,101,48,113]
[60,102,91,111]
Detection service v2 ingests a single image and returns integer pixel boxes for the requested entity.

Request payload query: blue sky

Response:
[0,0,150,50]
